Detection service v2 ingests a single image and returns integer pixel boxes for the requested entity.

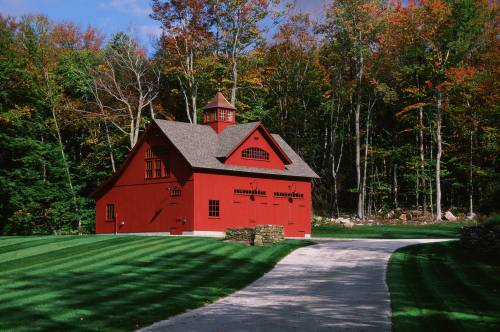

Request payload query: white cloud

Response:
[100,0,151,16]
[0,0,31,16]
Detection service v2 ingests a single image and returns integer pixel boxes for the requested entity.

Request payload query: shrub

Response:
[460,215,500,253]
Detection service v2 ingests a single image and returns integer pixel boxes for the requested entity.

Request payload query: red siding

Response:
[193,173,312,237]
[95,124,313,238]
[224,127,286,170]
[96,126,194,234]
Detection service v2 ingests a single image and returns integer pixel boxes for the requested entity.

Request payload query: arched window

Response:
[241,147,269,161]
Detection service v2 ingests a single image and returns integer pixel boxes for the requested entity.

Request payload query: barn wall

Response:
[224,127,286,170]
[193,173,312,237]
[96,126,194,234]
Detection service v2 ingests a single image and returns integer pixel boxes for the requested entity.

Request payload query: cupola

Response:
[202,91,236,133]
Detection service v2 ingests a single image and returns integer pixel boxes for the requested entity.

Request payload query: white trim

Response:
[182,231,226,238]
[304,234,311,239]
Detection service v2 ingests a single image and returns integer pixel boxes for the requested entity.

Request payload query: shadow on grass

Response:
[388,241,500,332]
[0,237,307,332]
[313,224,466,239]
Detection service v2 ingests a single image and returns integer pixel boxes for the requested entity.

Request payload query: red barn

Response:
[91,91,319,238]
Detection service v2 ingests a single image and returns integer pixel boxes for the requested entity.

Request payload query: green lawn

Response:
[0,236,309,332]
[312,223,467,238]
[388,241,500,331]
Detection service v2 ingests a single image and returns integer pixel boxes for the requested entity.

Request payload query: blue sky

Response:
[0,0,327,53]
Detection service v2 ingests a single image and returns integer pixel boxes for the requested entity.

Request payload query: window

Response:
[228,111,233,122]
[164,160,171,177]
[155,159,162,177]
[241,147,269,161]
[171,188,181,197]
[274,192,304,199]
[145,146,169,179]
[208,200,220,217]
[106,204,115,221]
[145,160,153,178]
[234,189,266,196]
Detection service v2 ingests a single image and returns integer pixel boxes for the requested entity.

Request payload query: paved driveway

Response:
[140,239,449,332]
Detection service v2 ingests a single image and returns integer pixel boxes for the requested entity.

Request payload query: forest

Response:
[0,0,498,235]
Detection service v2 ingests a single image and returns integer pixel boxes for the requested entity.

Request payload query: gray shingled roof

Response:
[154,119,319,179]
[215,122,260,157]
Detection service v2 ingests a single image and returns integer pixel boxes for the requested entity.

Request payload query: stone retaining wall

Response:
[225,225,284,246]
[254,225,284,245]
[225,228,255,244]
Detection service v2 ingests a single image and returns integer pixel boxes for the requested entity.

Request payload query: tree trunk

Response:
[419,107,426,213]
[468,129,474,216]
[361,107,371,219]
[435,91,443,221]
[191,95,197,124]
[393,163,398,209]
[51,106,81,229]
[44,69,81,230]
[105,122,116,173]
[355,56,364,219]
[231,58,238,105]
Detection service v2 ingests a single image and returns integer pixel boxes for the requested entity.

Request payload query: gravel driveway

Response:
[140,238,450,332]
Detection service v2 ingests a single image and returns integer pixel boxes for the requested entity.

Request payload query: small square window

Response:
[208,200,219,217]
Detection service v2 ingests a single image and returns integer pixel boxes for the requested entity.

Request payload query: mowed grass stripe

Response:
[0,236,88,255]
[0,236,112,264]
[0,236,147,274]
[0,237,159,276]
[0,236,307,332]
[0,236,49,248]
[0,237,179,303]
[0,239,221,312]
[0,238,210,307]
[0,238,220,325]
[388,241,500,332]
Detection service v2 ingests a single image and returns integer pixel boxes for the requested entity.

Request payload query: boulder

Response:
[338,218,351,224]
[444,211,457,221]
[385,210,395,219]
[343,222,354,229]
[466,212,477,220]
[399,213,407,221]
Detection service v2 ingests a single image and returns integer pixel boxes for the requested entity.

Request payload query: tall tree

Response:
[213,0,273,104]
[89,33,159,149]
[320,0,385,219]
[151,0,213,123]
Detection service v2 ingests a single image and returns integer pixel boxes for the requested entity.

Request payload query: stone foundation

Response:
[225,225,285,246]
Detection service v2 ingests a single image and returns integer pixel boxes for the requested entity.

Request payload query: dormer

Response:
[202,91,236,134]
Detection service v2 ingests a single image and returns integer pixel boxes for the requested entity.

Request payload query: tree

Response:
[213,0,273,104]
[89,33,160,149]
[151,0,213,123]
[320,0,385,219]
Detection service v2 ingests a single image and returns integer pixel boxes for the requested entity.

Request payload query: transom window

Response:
[106,204,115,221]
[274,192,304,199]
[234,189,266,196]
[241,147,269,161]
[208,200,220,217]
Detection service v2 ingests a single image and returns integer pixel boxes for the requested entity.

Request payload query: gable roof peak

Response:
[203,91,236,110]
